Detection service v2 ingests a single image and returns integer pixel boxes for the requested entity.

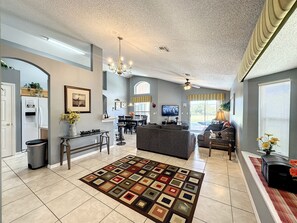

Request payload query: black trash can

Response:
[26,139,48,169]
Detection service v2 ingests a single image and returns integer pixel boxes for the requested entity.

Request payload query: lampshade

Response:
[215,110,225,121]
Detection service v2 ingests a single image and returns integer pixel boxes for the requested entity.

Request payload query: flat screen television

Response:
[162,105,179,116]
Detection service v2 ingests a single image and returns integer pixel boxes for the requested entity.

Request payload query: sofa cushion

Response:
[198,134,204,141]
[161,125,183,130]
[205,123,223,131]
[144,124,161,129]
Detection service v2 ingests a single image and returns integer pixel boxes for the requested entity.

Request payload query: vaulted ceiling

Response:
[0,0,280,90]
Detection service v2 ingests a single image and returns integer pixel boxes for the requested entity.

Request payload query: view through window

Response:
[258,80,290,157]
[134,81,150,94]
[134,102,150,122]
[190,100,219,132]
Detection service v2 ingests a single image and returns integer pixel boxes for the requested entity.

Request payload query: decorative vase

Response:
[265,150,271,156]
[68,123,77,136]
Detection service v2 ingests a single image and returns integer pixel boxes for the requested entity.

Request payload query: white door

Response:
[1,83,16,157]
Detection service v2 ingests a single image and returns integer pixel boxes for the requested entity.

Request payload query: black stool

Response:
[117,124,126,146]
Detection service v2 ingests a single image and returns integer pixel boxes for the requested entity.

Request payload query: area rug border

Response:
[80,155,204,223]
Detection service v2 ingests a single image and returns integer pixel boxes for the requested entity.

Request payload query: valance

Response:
[132,95,152,103]
[238,0,296,81]
[187,93,225,101]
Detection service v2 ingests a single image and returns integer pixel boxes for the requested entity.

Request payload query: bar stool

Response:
[117,123,126,145]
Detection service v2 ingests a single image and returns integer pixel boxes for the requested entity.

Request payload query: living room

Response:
[1,1,297,223]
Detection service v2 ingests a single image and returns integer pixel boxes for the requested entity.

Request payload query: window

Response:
[134,81,150,94]
[190,100,220,131]
[134,102,150,121]
[259,80,290,157]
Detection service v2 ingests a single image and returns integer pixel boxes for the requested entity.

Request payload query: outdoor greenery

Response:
[190,101,217,122]
[1,60,14,69]
[24,82,43,95]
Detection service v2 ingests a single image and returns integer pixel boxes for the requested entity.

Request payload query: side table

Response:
[209,138,233,160]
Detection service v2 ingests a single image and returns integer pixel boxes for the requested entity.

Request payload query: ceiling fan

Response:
[183,75,200,90]
[184,79,192,90]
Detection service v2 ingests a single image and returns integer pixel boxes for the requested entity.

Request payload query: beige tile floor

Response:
[1,134,257,223]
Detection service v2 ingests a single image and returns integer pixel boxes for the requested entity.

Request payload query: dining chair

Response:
[124,116,135,134]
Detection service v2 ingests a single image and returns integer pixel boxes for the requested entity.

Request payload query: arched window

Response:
[134,81,150,95]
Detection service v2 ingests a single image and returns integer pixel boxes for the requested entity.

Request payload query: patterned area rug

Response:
[250,157,297,223]
[80,155,204,223]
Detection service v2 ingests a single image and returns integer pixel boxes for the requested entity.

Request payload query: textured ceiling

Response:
[245,10,297,80]
[0,0,266,90]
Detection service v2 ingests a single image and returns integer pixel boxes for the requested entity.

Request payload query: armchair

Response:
[198,123,235,150]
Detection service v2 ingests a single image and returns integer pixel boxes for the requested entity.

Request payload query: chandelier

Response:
[184,79,192,90]
[108,37,133,76]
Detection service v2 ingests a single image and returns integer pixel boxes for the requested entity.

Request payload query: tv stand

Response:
[162,120,177,125]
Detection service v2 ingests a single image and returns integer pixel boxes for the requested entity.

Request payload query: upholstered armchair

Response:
[197,123,235,150]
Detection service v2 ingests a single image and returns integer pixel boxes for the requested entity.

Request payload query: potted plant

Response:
[60,110,80,136]
[220,101,230,112]
[24,82,43,96]
[256,133,279,155]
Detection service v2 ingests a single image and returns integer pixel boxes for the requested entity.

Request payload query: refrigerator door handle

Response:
[39,106,43,126]
[35,107,38,127]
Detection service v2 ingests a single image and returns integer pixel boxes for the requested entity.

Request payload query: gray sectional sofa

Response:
[136,124,196,159]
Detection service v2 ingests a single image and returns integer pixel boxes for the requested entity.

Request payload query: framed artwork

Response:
[64,85,91,113]
[121,102,127,108]
[115,101,121,110]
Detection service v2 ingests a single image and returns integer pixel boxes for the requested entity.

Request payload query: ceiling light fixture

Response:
[41,36,86,55]
[184,79,192,90]
[108,37,133,76]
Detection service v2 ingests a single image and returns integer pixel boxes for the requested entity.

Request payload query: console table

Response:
[60,130,109,169]
[209,138,233,160]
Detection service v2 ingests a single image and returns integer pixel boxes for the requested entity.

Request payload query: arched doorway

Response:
[1,58,50,157]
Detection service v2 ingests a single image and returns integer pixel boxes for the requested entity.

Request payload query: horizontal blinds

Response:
[187,93,225,101]
[132,95,152,103]
[237,0,296,81]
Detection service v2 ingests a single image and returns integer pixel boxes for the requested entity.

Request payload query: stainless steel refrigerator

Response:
[21,96,48,151]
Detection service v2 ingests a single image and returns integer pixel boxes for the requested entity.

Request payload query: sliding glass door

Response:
[190,100,218,132]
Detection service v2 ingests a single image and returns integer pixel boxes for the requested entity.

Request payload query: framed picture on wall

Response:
[121,102,127,108]
[64,85,91,113]
[115,101,121,110]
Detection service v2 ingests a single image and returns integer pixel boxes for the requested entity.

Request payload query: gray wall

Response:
[103,71,129,118]
[129,76,158,123]
[129,76,230,124]
[1,68,21,152]
[231,68,297,158]
[157,79,183,123]
[1,43,114,165]
[230,68,297,223]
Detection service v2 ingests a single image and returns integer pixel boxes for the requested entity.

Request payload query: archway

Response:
[1,57,50,158]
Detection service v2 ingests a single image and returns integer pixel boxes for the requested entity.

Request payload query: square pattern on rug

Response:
[80,155,204,223]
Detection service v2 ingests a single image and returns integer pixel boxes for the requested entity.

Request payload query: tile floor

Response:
[2,134,257,223]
